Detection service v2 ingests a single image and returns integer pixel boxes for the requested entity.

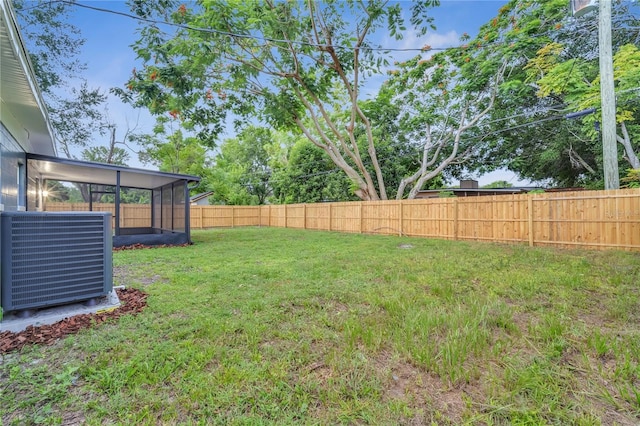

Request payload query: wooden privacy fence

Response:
[44,202,151,229]
[46,188,640,251]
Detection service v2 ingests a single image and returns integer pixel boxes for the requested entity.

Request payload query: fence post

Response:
[284,204,288,228]
[399,201,403,236]
[303,204,307,229]
[453,199,459,240]
[360,202,363,234]
[329,203,332,231]
[528,197,534,247]
[232,206,235,228]
[615,195,621,248]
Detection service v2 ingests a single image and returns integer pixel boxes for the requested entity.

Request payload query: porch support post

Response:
[184,181,191,243]
[171,182,175,231]
[150,189,155,229]
[115,171,121,236]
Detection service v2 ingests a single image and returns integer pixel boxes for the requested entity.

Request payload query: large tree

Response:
[76,125,132,202]
[529,41,640,172]
[467,0,640,187]
[16,1,154,203]
[119,0,441,200]
[133,122,210,178]
[15,0,108,158]
[270,137,358,204]
[210,127,273,205]
[383,37,507,198]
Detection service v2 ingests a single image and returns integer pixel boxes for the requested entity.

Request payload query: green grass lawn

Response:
[2,227,640,425]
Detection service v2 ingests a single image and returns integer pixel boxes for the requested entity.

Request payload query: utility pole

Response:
[598,0,620,189]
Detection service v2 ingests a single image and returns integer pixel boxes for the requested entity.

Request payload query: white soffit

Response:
[0,1,56,156]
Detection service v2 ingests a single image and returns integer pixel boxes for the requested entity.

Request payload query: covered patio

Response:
[26,154,201,247]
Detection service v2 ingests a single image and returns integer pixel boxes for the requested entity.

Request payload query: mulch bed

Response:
[0,288,148,354]
[113,243,191,251]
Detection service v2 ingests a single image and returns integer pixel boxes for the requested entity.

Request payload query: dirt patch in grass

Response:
[563,352,640,426]
[378,353,468,424]
[113,264,166,286]
[307,361,334,384]
[3,406,85,426]
[60,411,86,426]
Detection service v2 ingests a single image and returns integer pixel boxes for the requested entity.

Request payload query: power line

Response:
[33,2,637,155]
[479,114,564,138]
[58,0,637,55]
[220,111,574,185]
[60,0,454,53]
[479,104,566,126]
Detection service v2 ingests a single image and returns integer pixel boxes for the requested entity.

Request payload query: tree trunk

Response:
[617,122,640,169]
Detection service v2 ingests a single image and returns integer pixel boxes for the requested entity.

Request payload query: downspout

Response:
[20,159,27,211]
[187,180,201,193]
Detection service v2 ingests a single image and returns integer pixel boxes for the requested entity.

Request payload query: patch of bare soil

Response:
[378,353,468,425]
[60,411,86,426]
[0,288,148,354]
[562,350,640,426]
[113,264,166,287]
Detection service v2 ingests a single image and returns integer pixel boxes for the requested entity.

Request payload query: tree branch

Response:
[617,121,640,169]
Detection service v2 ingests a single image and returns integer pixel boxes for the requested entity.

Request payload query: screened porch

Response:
[26,154,200,247]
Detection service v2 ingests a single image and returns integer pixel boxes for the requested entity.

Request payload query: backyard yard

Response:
[2,227,640,424]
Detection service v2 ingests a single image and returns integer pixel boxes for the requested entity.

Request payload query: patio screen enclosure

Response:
[26,154,200,247]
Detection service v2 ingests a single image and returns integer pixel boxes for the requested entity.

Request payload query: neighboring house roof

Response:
[0,1,56,156]
[190,191,213,203]
[28,154,200,189]
[415,188,532,198]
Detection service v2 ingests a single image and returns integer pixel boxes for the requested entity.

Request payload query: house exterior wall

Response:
[0,123,27,316]
[0,123,27,212]
[193,198,210,206]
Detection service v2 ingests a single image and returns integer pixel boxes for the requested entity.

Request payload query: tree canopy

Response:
[119,0,443,200]
[469,0,640,187]
[210,127,273,205]
[15,0,108,159]
[23,0,639,204]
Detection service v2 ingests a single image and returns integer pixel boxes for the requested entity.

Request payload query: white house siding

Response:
[0,123,26,212]
[0,122,27,314]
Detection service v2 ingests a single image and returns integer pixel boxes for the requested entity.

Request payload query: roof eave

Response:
[0,1,57,156]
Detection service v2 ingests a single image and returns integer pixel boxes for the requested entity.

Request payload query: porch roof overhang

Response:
[27,154,200,189]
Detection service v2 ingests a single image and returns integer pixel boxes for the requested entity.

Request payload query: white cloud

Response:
[393,29,460,51]
[380,29,460,57]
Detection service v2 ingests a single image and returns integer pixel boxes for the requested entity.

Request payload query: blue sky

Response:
[32,0,530,186]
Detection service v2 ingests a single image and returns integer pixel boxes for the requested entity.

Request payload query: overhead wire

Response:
[57,0,639,54]
[58,0,460,52]
[218,108,577,186]
[33,1,637,186]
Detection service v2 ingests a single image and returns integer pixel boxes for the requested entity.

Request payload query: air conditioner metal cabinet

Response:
[1,212,113,312]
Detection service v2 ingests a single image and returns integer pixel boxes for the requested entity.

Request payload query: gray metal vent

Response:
[1,212,113,312]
